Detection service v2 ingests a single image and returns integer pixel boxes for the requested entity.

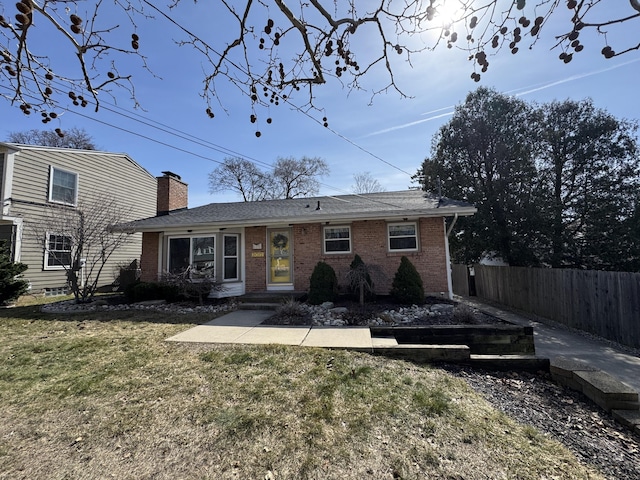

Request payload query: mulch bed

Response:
[443,365,640,479]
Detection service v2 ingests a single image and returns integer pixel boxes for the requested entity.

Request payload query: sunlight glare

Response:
[433,1,463,28]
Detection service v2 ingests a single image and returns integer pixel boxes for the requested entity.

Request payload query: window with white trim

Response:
[388,223,418,251]
[223,234,239,280]
[45,234,72,269]
[49,166,78,205]
[323,226,351,254]
[169,236,215,279]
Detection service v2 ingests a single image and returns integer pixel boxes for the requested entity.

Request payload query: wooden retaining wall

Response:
[370,325,535,355]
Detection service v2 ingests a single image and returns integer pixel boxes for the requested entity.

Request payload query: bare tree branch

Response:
[1,0,638,133]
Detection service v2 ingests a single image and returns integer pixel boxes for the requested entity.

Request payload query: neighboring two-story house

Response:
[0,143,157,294]
[128,174,476,300]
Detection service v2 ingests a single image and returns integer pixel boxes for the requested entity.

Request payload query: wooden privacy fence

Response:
[471,265,640,349]
[451,264,470,297]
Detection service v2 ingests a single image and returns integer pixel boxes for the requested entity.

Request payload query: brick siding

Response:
[244,226,267,292]
[237,217,449,296]
[292,218,449,296]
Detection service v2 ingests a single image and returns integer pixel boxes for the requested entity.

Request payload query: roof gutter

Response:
[125,206,478,233]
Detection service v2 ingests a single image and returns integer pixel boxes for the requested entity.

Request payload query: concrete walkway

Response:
[166,310,375,350]
[461,297,640,394]
[167,300,640,394]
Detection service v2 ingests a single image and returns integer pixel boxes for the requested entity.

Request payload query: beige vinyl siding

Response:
[5,146,156,293]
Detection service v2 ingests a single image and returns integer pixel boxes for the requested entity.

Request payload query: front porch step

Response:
[237,302,279,311]
[238,291,305,305]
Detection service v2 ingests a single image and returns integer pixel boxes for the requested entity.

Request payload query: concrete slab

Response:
[302,327,372,349]
[236,326,310,345]
[167,325,253,343]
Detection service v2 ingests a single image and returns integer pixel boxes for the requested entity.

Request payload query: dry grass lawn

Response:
[0,296,604,479]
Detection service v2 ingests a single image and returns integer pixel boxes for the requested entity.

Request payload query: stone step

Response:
[237,302,279,311]
[574,370,639,412]
[549,356,639,412]
[611,410,640,435]
[238,292,304,304]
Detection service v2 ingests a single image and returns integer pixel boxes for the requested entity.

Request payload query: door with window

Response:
[268,228,292,286]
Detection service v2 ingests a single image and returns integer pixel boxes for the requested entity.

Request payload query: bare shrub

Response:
[452,304,478,324]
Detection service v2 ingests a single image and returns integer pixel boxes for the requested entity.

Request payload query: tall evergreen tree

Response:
[417,90,640,271]
[417,87,543,266]
[536,99,640,269]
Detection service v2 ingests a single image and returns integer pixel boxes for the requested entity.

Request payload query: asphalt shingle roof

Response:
[127,190,475,231]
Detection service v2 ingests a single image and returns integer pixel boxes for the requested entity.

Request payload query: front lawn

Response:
[0,298,603,479]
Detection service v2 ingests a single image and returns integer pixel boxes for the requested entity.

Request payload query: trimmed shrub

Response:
[0,241,29,305]
[390,256,424,305]
[308,261,338,305]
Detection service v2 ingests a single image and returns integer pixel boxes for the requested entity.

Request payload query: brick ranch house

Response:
[127,172,476,299]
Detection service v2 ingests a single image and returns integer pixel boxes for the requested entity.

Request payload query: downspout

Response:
[444,213,459,300]
[446,213,459,237]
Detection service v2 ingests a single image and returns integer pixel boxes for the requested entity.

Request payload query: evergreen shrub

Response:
[308,261,338,305]
[0,241,29,305]
[390,256,424,305]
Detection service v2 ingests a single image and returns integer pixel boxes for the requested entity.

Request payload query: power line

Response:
[141,0,415,177]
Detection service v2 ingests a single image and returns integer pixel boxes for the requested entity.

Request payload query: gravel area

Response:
[264,299,506,326]
[443,364,640,480]
[40,297,236,315]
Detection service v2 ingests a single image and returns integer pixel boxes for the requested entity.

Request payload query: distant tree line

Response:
[416,87,640,272]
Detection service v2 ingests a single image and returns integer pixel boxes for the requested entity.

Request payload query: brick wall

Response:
[292,217,449,296]
[140,232,160,282]
[157,174,188,214]
[244,226,267,292]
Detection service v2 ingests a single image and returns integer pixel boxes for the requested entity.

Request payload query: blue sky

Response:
[2,2,639,207]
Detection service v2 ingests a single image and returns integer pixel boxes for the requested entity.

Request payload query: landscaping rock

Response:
[41,298,235,315]
[329,307,348,314]
[430,304,454,314]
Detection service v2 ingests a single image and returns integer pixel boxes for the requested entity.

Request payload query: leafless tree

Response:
[352,172,386,194]
[30,194,135,303]
[1,1,638,132]
[209,155,328,201]
[208,157,274,202]
[272,156,329,199]
[7,127,97,149]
